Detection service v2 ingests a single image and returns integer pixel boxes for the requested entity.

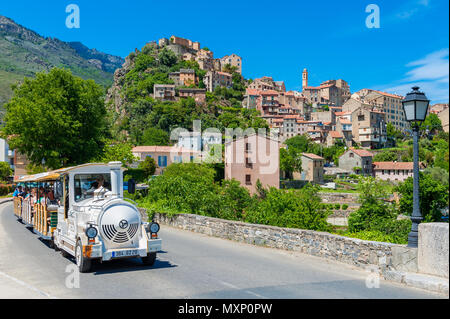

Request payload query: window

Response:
[245,143,251,152]
[158,156,168,167]
[349,153,354,158]
[74,173,111,202]
[245,174,252,185]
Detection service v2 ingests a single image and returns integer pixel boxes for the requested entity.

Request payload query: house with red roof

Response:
[373,162,425,182]
[338,147,374,176]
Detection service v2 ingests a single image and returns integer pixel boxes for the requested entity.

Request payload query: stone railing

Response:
[149,211,417,274]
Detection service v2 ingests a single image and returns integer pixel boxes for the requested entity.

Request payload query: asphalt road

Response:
[0,202,443,299]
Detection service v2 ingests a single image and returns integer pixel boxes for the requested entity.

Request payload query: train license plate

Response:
[112,249,138,258]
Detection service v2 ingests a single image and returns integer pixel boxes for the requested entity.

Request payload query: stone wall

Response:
[418,223,449,278]
[150,212,417,273]
[318,192,360,205]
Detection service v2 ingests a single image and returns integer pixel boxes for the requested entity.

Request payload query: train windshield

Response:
[74,173,111,202]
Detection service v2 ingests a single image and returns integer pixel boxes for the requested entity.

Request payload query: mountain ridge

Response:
[0,14,124,114]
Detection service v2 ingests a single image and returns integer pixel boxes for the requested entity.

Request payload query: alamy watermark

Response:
[66,4,80,29]
[167,121,280,175]
[65,264,80,289]
[365,4,380,28]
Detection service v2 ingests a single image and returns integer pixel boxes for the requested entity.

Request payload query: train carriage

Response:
[13,162,162,273]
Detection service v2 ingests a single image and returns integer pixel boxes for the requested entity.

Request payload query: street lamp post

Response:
[401,86,430,248]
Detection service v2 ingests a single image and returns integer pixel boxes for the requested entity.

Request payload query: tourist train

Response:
[13,162,161,273]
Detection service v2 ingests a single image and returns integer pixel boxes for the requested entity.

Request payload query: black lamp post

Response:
[401,86,430,247]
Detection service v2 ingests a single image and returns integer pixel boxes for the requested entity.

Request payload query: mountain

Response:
[0,15,124,113]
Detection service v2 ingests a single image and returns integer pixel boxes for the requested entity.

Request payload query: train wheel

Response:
[75,240,92,273]
[141,252,156,266]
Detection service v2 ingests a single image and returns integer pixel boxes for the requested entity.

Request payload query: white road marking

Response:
[0,270,56,299]
[217,279,267,298]
[245,290,267,299]
[217,280,239,289]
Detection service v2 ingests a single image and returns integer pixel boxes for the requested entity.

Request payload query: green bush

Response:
[342,204,349,210]
[124,168,147,183]
[244,185,331,232]
[334,203,341,210]
[344,230,408,244]
[0,184,14,196]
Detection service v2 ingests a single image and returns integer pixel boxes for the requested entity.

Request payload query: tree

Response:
[285,134,311,153]
[423,166,449,186]
[158,48,177,67]
[222,64,238,74]
[373,150,399,162]
[97,141,137,167]
[386,122,403,144]
[138,156,156,179]
[348,176,410,243]
[420,113,443,136]
[0,162,12,181]
[1,68,107,169]
[141,127,170,146]
[395,172,449,222]
[280,148,302,179]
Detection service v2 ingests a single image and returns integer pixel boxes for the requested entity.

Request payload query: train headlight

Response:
[148,222,160,234]
[85,225,98,239]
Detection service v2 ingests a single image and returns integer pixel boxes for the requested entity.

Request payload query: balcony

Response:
[261,101,279,107]
[359,127,380,135]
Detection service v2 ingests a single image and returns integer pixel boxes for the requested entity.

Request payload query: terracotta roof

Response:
[245,88,260,96]
[284,115,300,119]
[372,90,404,99]
[349,147,373,157]
[338,118,352,125]
[302,153,324,160]
[217,71,232,77]
[335,111,351,116]
[373,162,419,170]
[260,90,279,96]
[329,131,343,138]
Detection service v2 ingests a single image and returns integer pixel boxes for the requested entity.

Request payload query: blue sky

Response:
[1,0,449,103]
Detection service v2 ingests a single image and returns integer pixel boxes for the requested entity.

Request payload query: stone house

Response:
[178,88,206,104]
[300,153,324,184]
[326,131,344,147]
[220,53,242,74]
[203,71,232,92]
[338,148,374,175]
[153,84,176,101]
[351,106,387,149]
[302,69,351,106]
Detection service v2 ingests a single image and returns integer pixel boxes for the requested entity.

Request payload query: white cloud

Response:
[405,48,449,81]
[396,0,431,19]
[377,48,449,103]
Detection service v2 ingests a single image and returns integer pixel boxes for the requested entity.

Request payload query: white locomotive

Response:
[14,162,162,273]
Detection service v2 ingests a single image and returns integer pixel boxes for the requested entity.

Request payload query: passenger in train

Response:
[13,186,23,197]
[46,189,58,206]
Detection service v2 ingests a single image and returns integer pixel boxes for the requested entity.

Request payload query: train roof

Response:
[15,162,125,182]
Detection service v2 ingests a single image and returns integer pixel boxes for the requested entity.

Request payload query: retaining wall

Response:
[148,211,417,274]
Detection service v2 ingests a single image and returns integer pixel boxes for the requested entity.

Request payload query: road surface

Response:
[0,202,443,299]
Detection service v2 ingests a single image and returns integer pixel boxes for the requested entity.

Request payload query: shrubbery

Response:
[0,184,14,196]
[347,176,410,244]
[138,163,331,231]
